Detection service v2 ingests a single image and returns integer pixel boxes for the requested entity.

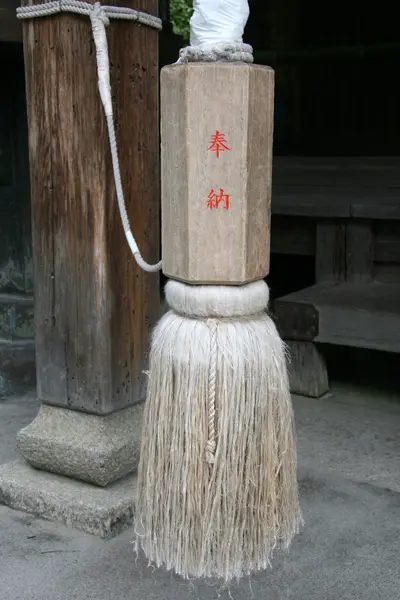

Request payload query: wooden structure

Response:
[271,157,400,396]
[22,0,160,417]
[161,62,274,285]
[0,0,180,395]
[2,0,399,403]
[244,0,400,397]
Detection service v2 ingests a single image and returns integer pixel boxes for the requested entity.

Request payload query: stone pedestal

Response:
[16,403,144,487]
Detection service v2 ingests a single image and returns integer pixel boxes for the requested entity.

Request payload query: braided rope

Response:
[16,0,162,30]
[178,41,253,64]
[206,319,218,465]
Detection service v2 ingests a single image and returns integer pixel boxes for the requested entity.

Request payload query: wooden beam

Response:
[22,0,160,414]
[275,282,400,353]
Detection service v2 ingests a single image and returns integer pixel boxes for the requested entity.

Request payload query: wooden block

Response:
[286,340,329,398]
[275,282,400,353]
[160,62,274,285]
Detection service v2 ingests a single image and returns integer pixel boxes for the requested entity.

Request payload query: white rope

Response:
[16,1,162,30]
[17,1,162,273]
[206,319,218,465]
[178,42,253,64]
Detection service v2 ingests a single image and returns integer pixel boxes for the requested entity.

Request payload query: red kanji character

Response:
[207,188,230,210]
[208,131,230,158]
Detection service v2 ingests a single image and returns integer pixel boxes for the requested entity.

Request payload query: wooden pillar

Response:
[161,63,274,285]
[16,0,160,485]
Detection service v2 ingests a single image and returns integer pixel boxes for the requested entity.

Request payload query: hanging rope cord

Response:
[17,0,162,273]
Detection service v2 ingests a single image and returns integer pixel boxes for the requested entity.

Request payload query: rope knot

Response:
[91,1,109,26]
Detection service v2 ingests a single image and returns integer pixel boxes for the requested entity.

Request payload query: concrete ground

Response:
[1,382,400,600]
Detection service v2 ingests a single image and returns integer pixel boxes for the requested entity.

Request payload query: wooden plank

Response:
[271,157,400,219]
[271,189,352,218]
[23,0,160,415]
[275,282,400,352]
[270,216,314,256]
[272,187,400,219]
[315,220,346,282]
[351,202,400,220]
[273,156,400,188]
[346,220,373,283]
[280,282,400,314]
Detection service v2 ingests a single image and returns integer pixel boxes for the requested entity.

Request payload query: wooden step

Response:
[273,282,400,353]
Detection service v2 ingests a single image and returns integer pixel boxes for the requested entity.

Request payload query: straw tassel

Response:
[135,280,303,581]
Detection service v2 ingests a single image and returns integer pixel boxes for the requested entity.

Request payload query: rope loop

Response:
[178,41,253,64]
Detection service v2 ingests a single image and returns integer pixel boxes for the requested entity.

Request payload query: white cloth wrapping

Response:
[190,0,250,47]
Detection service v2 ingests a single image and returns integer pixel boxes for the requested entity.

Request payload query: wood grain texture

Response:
[23,0,160,415]
[161,62,274,284]
[276,282,400,353]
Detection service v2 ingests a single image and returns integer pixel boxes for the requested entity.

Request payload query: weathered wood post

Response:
[0,0,160,536]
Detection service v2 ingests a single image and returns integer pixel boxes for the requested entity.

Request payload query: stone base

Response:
[17,403,144,486]
[0,460,137,538]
